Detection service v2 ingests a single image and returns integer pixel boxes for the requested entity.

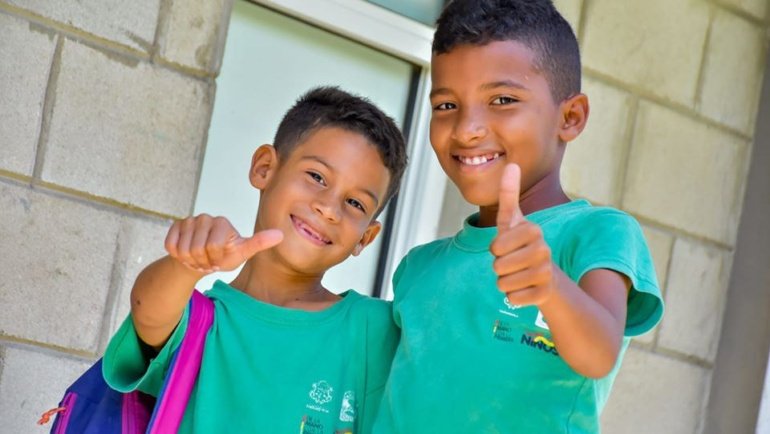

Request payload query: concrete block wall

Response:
[1,0,768,433]
[440,0,770,433]
[0,0,230,432]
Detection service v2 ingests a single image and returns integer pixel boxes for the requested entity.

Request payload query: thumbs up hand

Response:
[165,214,283,275]
[490,164,556,307]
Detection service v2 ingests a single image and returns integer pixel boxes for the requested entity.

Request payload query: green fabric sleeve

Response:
[102,306,190,396]
[565,209,664,337]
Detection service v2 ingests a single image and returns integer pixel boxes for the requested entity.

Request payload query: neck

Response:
[477,170,570,227]
[229,252,339,309]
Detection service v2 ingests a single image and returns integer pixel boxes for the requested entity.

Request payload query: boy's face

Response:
[251,127,390,275]
[429,40,567,209]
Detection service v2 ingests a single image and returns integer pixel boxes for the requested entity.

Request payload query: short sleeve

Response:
[563,210,664,337]
[102,307,189,396]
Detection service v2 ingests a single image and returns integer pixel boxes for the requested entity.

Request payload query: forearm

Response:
[130,255,204,348]
[538,267,626,378]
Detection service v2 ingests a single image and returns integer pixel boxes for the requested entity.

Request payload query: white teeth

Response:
[460,153,500,166]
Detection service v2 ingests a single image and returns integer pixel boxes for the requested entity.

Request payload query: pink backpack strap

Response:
[146,290,214,433]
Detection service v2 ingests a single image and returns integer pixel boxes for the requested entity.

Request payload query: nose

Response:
[452,107,488,145]
[312,191,342,223]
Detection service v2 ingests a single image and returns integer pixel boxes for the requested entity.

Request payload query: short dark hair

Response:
[433,0,581,102]
[273,86,408,211]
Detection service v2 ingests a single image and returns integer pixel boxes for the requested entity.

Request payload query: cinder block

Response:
[658,238,731,362]
[158,0,229,72]
[41,39,210,217]
[0,346,92,434]
[582,0,710,107]
[622,102,749,246]
[106,216,170,339]
[0,14,56,176]
[634,225,673,345]
[699,10,766,134]
[718,0,768,19]
[602,347,709,434]
[6,0,160,52]
[0,182,120,352]
[562,78,632,206]
[552,0,583,34]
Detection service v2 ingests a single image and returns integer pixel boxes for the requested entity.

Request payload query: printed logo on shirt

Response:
[299,415,325,434]
[306,380,333,414]
[492,319,516,342]
[520,332,559,356]
[309,380,334,405]
[339,391,356,422]
[535,310,549,330]
[499,296,521,318]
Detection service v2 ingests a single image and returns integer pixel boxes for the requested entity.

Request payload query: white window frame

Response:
[250,0,448,300]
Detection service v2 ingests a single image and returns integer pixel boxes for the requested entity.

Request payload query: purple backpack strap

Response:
[146,290,214,433]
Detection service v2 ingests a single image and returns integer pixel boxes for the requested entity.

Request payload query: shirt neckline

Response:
[453,199,591,252]
[206,280,363,325]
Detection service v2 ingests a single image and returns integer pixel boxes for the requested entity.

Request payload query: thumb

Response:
[496,163,523,230]
[237,229,284,259]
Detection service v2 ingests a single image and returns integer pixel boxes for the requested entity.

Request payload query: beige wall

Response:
[0,0,229,432]
[1,0,768,433]
[440,0,770,432]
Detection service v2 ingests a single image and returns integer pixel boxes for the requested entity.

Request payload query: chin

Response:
[457,186,497,207]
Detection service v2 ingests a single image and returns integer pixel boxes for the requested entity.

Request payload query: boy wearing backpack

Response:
[103,87,407,433]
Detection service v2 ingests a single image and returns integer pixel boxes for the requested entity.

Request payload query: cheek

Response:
[429,119,451,146]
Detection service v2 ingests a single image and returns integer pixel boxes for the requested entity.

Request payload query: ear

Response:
[352,221,382,256]
[249,145,279,190]
[557,93,589,143]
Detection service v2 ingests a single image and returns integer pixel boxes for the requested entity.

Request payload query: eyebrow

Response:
[300,155,381,207]
[430,79,529,99]
[480,79,529,91]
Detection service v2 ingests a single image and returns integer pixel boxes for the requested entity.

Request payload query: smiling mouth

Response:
[454,152,504,167]
[291,215,332,246]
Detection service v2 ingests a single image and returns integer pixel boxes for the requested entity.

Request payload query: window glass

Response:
[367,0,445,26]
[194,0,415,295]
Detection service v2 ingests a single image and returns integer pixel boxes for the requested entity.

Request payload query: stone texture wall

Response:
[0,0,229,432]
[440,0,770,432]
[1,0,768,433]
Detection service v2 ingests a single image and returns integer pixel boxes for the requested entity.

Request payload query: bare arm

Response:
[130,215,283,350]
[130,255,204,350]
[535,267,628,378]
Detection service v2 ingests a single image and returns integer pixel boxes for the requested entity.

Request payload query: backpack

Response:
[39,291,214,434]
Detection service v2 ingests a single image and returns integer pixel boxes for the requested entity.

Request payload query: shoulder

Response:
[547,202,653,282]
[406,236,454,261]
[400,236,457,272]
[351,295,391,318]
[346,293,394,328]
[547,202,644,245]
[561,202,639,228]
[391,236,455,290]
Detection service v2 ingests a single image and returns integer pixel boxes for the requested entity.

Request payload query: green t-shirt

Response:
[103,280,398,434]
[372,200,664,434]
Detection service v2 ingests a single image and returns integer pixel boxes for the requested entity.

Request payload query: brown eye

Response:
[307,171,326,186]
[433,102,456,111]
[491,96,517,105]
[347,198,366,213]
